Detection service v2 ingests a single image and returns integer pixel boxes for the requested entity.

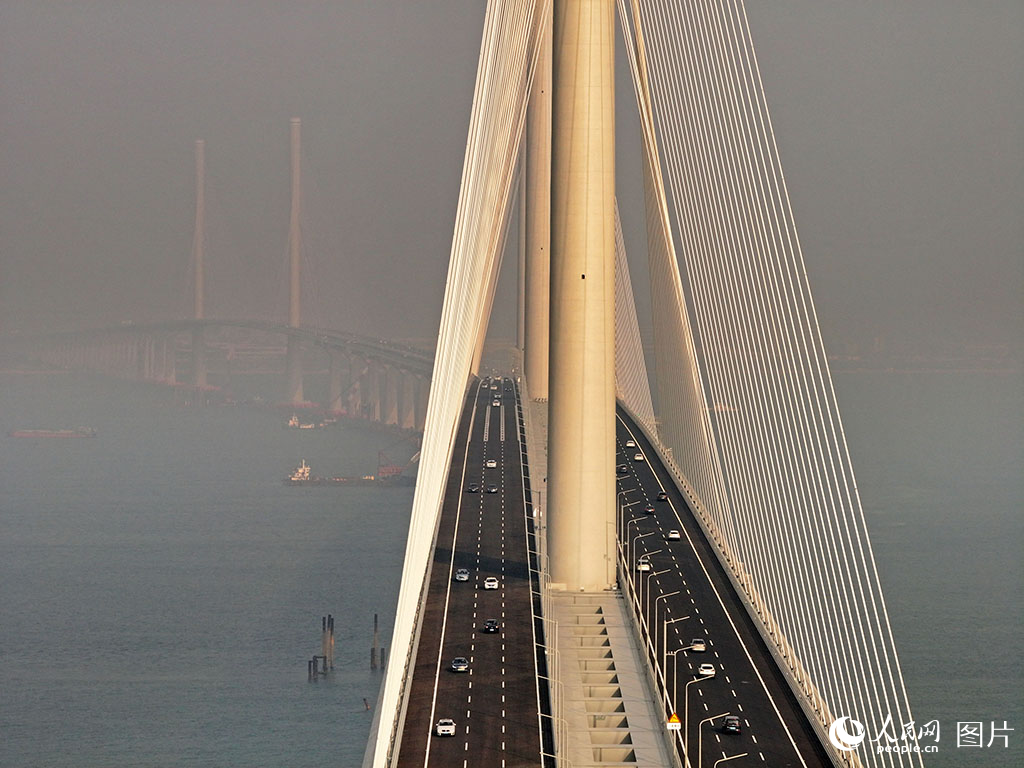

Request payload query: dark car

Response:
[722,715,741,734]
[656,491,669,502]
[644,504,656,515]
[486,484,498,494]
[481,619,500,634]
[616,464,629,476]
[466,483,479,493]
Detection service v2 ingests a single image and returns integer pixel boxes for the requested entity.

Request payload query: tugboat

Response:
[286,414,319,429]
[285,459,322,485]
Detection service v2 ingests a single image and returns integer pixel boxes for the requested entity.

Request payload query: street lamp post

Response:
[640,560,665,643]
[698,712,730,768]
[663,615,691,706]
[684,674,713,753]
[713,754,748,767]
[643,565,667,651]
[652,591,680,684]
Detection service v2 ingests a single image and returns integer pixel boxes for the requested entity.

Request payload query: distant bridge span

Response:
[5,320,435,430]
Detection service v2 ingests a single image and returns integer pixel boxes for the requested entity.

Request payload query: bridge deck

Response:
[616,406,833,767]
[397,378,549,767]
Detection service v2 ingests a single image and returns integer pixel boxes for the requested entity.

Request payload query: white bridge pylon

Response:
[367,1,921,767]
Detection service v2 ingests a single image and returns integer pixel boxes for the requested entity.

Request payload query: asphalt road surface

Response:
[396,378,547,768]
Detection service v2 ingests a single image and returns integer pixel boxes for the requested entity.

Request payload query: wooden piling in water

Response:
[371,613,379,669]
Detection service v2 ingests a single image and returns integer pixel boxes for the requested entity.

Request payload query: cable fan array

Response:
[367,2,546,765]
[619,1,921,765]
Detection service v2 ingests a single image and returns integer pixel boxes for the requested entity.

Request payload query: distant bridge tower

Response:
[284,117,305,405]
[547,0,617,592]
[191,138,207,389]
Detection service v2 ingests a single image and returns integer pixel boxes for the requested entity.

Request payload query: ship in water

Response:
[9,427,97,438]
[286,414,320,430]
[284,452,417,487]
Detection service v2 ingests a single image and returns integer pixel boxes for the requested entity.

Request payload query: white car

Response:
[697,663,716,678]
[690,638,707,652]
[636,555,651,572]
[454,568,470,582]
[492,399,501,407]
[625,439,636,448]
[665,530,681,541]
[483,576,499,590]
[485,459,497,468]
[435,718,456,736]
[633,452,644,462]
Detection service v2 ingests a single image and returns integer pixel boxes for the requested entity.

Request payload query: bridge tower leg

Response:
[190,138,208,392]
[547,0,616,592]
[284,118,305,405]
[523,6,552,400]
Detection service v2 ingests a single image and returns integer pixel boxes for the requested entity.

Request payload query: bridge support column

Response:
[547,0,616,592]
[136,336,150,381]
[415,376,430,432]
[327,351,344,415]
[191,326,207,389]
[284,335,304,405]
[159,335,177,385]
[361,363,381,422]
[399,371,417,430]
[382,366,399,426]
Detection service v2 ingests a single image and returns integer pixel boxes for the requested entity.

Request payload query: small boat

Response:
[285,459,322,485]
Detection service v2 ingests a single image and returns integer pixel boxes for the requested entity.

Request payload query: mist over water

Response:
[0,373,413,767]
[0,368,1020,766]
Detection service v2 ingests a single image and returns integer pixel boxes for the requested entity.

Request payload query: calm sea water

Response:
[1,369,1020,767]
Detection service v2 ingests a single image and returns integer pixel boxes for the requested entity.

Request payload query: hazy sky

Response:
[1,1,1021,353]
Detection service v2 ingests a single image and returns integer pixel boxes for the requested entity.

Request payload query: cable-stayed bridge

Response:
[365,1,922,767]
[4,2,925,766]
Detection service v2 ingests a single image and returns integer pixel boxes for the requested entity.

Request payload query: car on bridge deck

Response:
[637,555,652,572]
[722,715,742,734]
[657,491,669,502]
[485,459,497,468]
[616,464,629,476]
[483,576,499,590]
[435,718,456,736]
[690,638,706,652]
[485,484,498,493]
[625,439,637,448]
[492,399,501,407]
[644,504,656,515]
[466,483,479,493]
[481,618,500,633]
[454,568,470,582]
[697,663,717,678]
[633,452,645,462]
[450,657,469,673]
[665,530,681,540]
